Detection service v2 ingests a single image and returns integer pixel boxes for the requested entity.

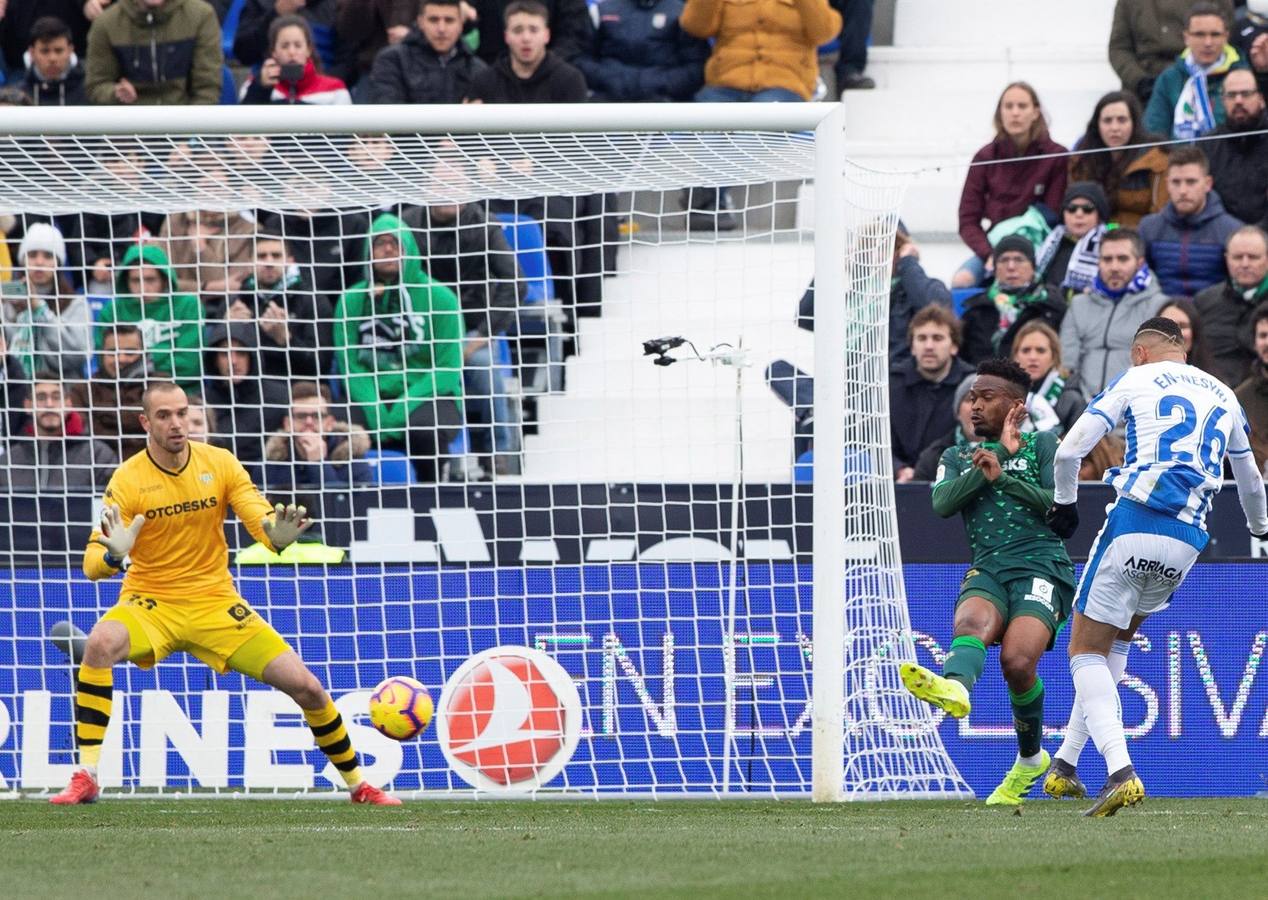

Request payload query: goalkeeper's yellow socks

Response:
[304,700,362,788]
[943,635,986,691]
[75,664,113,771]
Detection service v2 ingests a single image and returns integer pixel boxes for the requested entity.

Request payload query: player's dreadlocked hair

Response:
[975,358,1031,397]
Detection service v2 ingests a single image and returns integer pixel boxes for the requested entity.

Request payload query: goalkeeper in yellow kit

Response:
[51,381,399,805]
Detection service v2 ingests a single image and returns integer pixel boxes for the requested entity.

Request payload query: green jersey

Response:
[931,430,1074,586]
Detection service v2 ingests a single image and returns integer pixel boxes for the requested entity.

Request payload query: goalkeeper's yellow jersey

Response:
[83,441,275,600]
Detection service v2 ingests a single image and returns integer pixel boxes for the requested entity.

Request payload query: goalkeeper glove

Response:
[262,503,312,552]
[1046,502,1079,540]
[93,504,145,568]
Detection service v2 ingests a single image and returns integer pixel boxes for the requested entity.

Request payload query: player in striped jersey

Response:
[1045,317,1268,816]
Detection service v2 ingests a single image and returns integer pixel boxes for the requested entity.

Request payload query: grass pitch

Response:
[3,798,1266,898]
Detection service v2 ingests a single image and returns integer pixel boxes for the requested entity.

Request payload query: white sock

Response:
[1070,652,1132,775]
[1055,640,1130,766]
[1017,752,1045,768]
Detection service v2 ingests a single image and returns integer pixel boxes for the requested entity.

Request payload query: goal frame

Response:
[7,102,867,802]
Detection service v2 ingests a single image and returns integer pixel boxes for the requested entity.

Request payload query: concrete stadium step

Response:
[865,45,1118,94]
[893,180,966,236]
[532,392,795,429]
[893,0,1114,48]
[521,416,794,483]
[841,87,1103,145]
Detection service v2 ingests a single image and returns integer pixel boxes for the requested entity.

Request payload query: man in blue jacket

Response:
[1139,146,1243,297]
[574,0,708,101]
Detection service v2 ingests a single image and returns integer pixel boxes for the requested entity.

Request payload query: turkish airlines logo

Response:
[436,646,581,792]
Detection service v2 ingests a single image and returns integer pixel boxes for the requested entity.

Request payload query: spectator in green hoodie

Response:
[334,212,464,484]
[95,243,203,387]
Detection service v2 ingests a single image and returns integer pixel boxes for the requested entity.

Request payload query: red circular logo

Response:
[437,646,581,792]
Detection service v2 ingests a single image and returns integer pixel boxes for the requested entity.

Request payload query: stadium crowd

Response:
[779,0,1268,485]
[2,0,1268,497]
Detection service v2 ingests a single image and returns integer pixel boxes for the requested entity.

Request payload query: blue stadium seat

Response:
[792,448,875,483]
[448,427,471,456]
[222,0,248,59]
[220,66,238,105]
[794,449,814,483]
[951,287,981,318]
[493,334,514,380]
[493,212,555,304]
[363,449,416,485]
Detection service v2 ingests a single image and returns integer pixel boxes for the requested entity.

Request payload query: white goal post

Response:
[0,103,968,800]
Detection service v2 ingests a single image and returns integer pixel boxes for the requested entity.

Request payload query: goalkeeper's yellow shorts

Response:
[102,591,293,681]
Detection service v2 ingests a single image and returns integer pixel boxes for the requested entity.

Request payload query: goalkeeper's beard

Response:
[150,429,188,462]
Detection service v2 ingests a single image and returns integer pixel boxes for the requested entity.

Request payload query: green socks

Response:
[1010,678,1045,759]
[943,635,986,691]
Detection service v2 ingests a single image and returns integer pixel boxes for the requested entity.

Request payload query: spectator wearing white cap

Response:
[0,222,90,379]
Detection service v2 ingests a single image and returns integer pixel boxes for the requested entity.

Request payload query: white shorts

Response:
[1074,499,1209,629]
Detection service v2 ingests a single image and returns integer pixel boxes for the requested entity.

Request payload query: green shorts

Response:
[956,566,1073,647]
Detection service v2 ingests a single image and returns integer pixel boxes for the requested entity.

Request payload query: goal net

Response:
[0,104,969,799]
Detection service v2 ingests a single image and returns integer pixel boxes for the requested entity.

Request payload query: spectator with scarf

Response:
[1060,228,1169,394]
[1036,182,1112,301]
[1145,2,1247,139]
[1109,0,1235,103]
[1010,320,1085,436]
[952,82,1068,288]
[959,235,1067,365]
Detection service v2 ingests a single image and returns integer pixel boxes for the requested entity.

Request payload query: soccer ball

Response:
[368,675,434,741]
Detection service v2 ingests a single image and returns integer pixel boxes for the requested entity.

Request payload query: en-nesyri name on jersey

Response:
[1087,362,1255,527]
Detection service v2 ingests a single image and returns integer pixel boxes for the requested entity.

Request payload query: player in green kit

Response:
[900,358,1076,805]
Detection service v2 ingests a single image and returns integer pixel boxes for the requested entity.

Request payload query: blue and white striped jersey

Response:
[1086,361,1254,528]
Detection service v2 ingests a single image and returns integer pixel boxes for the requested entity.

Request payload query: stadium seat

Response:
[220,66,238,105]
[951,287,980,318]
[494,212,555,304]
[794,449,814,483]
[222,0,248,59]
[448,428,469,456]
[792,448,875,483]
[363,449,416,485]
[494,213,564,393]
[493,335,514,380]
